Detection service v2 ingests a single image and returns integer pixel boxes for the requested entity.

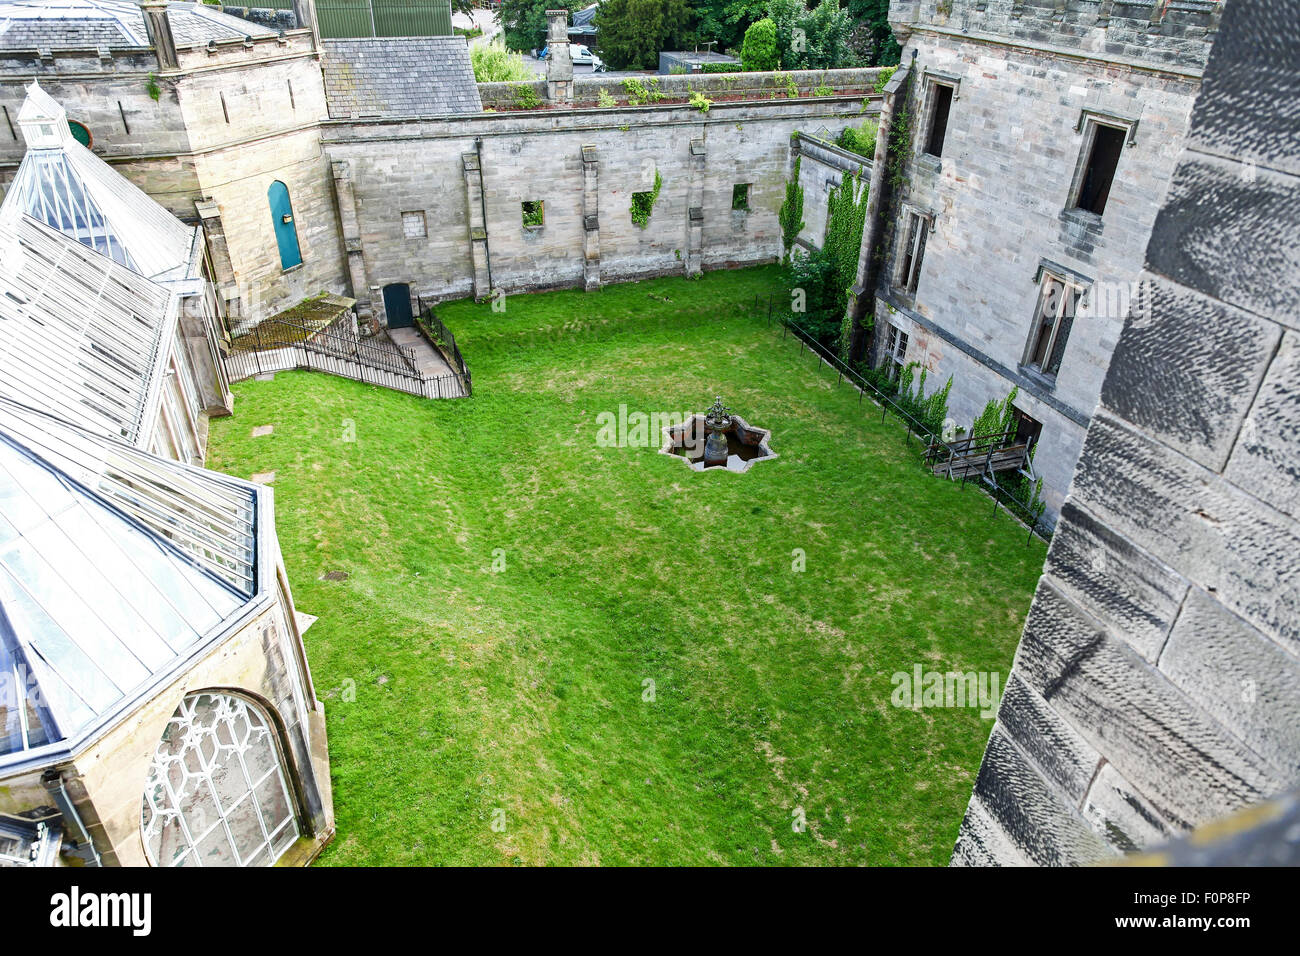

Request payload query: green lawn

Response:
[208,266,1046,866]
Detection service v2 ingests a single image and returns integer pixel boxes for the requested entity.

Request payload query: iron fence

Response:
[225,308,465,400]
[415,296,473,397]
[755,293,1051,544]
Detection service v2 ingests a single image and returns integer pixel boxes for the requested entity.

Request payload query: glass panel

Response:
[142,694,299,867]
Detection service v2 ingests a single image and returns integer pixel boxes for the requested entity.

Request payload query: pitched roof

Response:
[6,82,199,281]
[0,401,255,764]
[0,0,276,50]
[321,36,483,119]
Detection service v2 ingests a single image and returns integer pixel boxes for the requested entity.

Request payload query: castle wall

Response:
[953,0,1300,865]
[324,96,878,305]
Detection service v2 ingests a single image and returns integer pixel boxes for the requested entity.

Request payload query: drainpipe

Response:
[475,136,494,292]
[41,769,103,867]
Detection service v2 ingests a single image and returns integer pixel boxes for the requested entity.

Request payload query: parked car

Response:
[537,44,604,69]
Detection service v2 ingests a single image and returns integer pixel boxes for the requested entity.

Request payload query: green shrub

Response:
[630,170,662,228]
[597,88,617,108]
[740,18,779,72]
[689,90,713,113]
[512,83,541,109]
[836,120,879,158]
[471,42,535,83]
[873,65,897,94]
[778,156,805,262]
[701,62,744,74]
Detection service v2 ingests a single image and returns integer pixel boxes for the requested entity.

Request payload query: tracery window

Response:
[142,692,299,867]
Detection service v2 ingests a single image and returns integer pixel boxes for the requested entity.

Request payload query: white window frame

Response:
[1023,269,1086,380]
[897,209,933,294]
[883,324,910,379]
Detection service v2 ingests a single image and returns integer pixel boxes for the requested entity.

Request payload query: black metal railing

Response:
[755,293,1050,544]
[415,295,473,397]
[225,308,466,399]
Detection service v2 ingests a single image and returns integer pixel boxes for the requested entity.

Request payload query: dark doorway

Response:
[383,283,413,329]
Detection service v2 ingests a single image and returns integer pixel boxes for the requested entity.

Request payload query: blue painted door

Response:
[268,181,302,271]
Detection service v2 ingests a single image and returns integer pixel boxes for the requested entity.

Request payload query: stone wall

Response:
[952,0,1300,866]
[324,95,880,308]
[870,0,1215,523]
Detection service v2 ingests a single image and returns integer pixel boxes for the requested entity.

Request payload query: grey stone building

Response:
[952,0,1300,865]
[870,0,1222,524]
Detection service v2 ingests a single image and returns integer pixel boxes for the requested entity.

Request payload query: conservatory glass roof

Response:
[0,402,257,761]
[0,213,173,444]
[7,81,198,282]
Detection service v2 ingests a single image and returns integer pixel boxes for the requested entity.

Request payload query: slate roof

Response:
[0,0,276,51]
[321,36,483,119]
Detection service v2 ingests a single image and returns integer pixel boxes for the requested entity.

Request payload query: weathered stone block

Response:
[1224,331,1300,520]
[1160,587,1300,778]
[972,725,1116,866]
[1070,412,1300,655]
[1044,500,1188,662]
[1081,762,1175,853]
[1146,155,1300,332]
[949,792,1032,866]
[1014,579,1283,828]
[995,672,1101,803]
[1099,274,1281,471]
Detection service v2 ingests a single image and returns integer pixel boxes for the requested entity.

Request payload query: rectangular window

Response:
[883,325,909,379]
[732,183,750,211]
[1073,123,1125,216]
[898,211,929,294]
[521,200,544,227]
[1024,273,1083,380]
[924,82,954,157]
[401,210,427,239]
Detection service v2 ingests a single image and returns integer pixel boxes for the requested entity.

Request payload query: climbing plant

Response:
[893,362,952,437]
[778,155,805,263]
[631,170,662,228]
[887,101,912,190]
[784,171,868,350]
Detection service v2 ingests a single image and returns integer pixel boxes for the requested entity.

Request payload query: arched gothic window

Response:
[141,692,300,867]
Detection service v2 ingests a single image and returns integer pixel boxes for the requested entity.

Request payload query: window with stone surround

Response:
[897,209,930,294]
[521,200,544,228]
[1023,270,1084,381]
[921,78,956,158]
[1071,120,1127,216]
[732,183,750,212]
[883,324,909,380]
[402,210,427,239]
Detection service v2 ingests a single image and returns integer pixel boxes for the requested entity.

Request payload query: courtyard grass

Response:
[208,266,1047,866]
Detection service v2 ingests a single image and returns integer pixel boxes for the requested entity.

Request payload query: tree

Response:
[740,18,779,71]
[695,0,769,52]
[846,0,901,65]
[498,0,578,54]
[596,0,695,70]
[451,0,475,19]
[799,0,852,68]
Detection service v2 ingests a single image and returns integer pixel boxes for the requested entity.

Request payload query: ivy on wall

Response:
[631,170,662,228]
[778,154,805,263]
